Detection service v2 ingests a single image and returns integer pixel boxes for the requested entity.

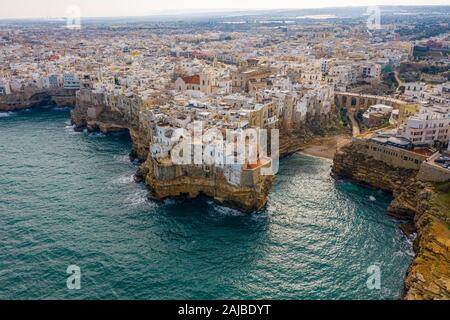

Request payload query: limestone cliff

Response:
[0,89,76,111]
[137,159,274,213]
[333,142,450,300]
[279,106,342,157]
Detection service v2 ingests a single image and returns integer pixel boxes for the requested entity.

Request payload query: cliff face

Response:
[0,89,76,111]
[279,108,341,157]
[137,159,274,213]
[401,180,450,300]
[72,97,274,213]
[333,142,450,300]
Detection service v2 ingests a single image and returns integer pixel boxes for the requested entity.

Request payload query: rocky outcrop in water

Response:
[333,142,450,300]
[72,91,275,213]
[72,89,342,213]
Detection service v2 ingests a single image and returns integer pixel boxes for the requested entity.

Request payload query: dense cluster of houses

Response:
[1,22,448,168]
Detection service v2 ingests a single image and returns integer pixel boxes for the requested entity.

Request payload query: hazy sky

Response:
[0,0,448,19]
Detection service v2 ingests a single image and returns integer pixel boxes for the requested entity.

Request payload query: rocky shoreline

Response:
[333,142,450,300]
[0,89,77,112]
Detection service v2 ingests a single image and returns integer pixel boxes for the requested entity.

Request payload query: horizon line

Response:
[1,4,449,21]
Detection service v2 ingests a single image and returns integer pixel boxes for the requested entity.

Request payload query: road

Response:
[348,112,361,137]
[394,71,404,94]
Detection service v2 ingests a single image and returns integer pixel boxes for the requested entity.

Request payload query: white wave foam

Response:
[125,190,153,208]
[369,196,376,202]
[406,249,415,257]
[397,233,416,257]
[0,111,16,118]
[115,155,132,164]
[113,174,135,185]
[406,233,417,245]
[88,132,106,138]
[212,204,245,217]
[64,124,81,135]
[53,106,70,111]
[163,198,177,205]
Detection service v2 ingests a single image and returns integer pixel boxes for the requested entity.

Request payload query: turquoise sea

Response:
[0,108,413,299]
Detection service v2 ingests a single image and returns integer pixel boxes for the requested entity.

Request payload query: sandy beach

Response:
[299,134,352,160]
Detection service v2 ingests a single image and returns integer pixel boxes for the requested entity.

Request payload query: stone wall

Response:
[349,138,450,183]
[335,92,419,119]
[352,138,427,170]
[335,92,407,110]
[417,162,450,182]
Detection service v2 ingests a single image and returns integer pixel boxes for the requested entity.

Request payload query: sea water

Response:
[0,108,413,299]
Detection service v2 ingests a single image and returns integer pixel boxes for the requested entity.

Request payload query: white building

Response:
[216,78,232,95]
[300,69,322,84]
[362,104,394,127]
[359,63,381,79]
[404,82,426,99]
[48,75,60,88]
[151,125,175,159]
[398,104,450,147]
[327,65,358,89]
[175,72,213,95]
[363,104,394,118]
[63,73,81,90]
[41,77,51,89]
[9,79,22,92]
[320,59,331,74]
[0,80,11,95]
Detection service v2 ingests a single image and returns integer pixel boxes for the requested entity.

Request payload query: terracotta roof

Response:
[246,160,262,169]
[182,75,200,85]
[412,148,434,157]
